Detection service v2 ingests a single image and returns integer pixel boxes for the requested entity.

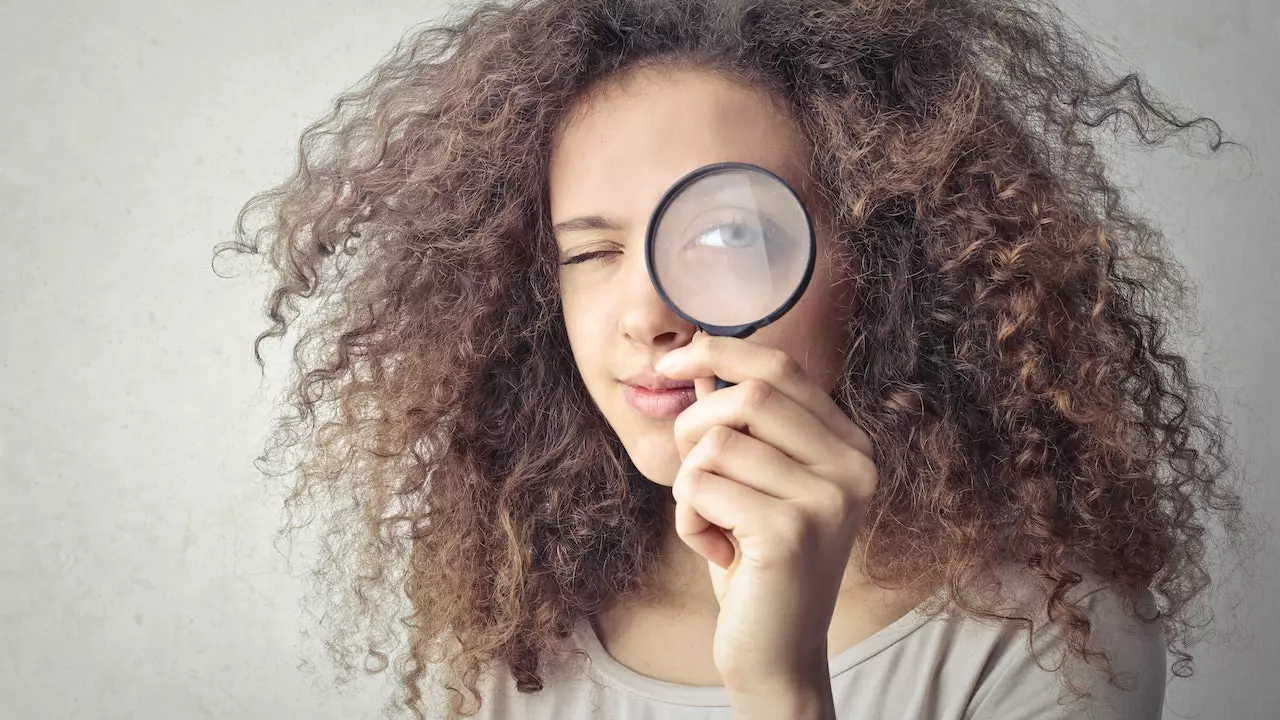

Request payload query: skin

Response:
[549,65,924,704]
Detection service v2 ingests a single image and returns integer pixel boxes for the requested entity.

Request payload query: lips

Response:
[621,369,694,391]
[621,383,697,419]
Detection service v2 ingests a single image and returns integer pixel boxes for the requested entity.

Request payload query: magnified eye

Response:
[693,221,764,248]
[687,210,779,250]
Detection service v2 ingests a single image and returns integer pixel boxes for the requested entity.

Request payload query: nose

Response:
[618,249,696,351]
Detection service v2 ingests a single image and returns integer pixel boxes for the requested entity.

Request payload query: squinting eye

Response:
[561,249,619,265]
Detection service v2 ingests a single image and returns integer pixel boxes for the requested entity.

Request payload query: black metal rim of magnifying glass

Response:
[644,160,818,341]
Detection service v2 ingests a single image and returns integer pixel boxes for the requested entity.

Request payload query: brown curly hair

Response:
[213,0,1250,716]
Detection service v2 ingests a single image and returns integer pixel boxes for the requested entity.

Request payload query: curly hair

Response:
[213,0,1249,717]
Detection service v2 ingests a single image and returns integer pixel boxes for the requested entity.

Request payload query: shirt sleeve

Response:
[964,584,1168,720]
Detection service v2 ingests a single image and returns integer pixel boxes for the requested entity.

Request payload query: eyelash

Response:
[561,250,618,265]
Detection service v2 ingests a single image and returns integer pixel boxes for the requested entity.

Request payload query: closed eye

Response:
[561,249,619,265]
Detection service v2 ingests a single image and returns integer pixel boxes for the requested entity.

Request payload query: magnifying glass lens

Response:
[650,166,812,329]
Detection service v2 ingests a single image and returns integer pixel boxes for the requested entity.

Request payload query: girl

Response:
[217,0,1245,717]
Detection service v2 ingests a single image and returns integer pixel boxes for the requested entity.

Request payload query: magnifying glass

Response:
[645,162,817,391]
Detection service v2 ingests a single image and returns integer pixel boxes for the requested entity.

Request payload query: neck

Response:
[652,520,721,611]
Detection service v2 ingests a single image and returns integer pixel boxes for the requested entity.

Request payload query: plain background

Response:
[1,0,1275,718]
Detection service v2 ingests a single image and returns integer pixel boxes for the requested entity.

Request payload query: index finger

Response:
[664,332,873,458]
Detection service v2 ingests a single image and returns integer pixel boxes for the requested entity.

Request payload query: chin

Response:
[620,432,681,487]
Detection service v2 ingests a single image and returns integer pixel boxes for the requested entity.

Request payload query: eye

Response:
[692,221,765,249]
[560,249,619,265]
[685,212,780,251]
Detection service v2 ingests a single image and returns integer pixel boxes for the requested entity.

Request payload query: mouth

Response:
[619,374,696,419]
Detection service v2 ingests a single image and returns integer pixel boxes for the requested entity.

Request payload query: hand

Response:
[654,333,877,695]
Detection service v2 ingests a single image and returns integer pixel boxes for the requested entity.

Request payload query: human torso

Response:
[591,582,929,687]
[452,569,1167,720]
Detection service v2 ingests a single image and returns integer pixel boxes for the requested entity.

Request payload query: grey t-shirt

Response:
[458,575,1166,719]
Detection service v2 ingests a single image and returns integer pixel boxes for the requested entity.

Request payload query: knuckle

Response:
[846,448,879,496]
[766,349,802,385]
[815,485,856,527]
[814,482,849,515]
[740,379,775,411]
[705,424,736,456]
[672,467,699,502]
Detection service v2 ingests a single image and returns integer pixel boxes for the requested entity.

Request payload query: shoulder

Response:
[960,567,1168,720]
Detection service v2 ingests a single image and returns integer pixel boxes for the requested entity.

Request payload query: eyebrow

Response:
[551,215,624,237]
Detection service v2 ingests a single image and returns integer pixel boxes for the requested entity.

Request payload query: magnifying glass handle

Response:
[714,376,734,392]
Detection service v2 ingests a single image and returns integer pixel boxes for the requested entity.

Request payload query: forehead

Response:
[548,67,812,224]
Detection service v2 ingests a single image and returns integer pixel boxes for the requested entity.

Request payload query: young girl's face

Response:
[549,66,851,487]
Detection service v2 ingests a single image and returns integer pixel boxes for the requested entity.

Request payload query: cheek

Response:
[561,312,591,374]
[560,291,611,382]
[761,270,850,391]
[560,296,584,349]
